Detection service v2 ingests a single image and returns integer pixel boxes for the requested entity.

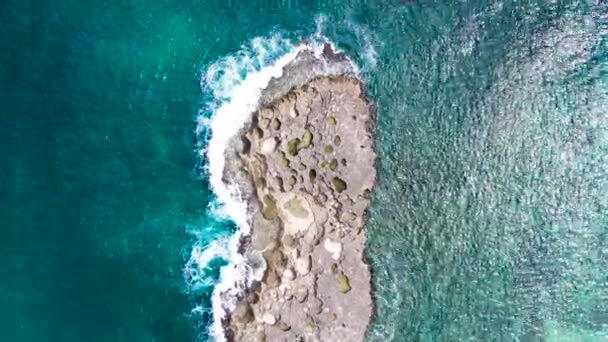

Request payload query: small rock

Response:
[324,239,342,260]
[260,137,278,154]
[282,268,295,282]
[262,313,277,326]
[295,255,311,276]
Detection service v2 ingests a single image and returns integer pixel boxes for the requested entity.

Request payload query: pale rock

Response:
[295,255,311,276]
[324,238,342,260]
[260,137,278,154]
[282,268,295,282]
[262,313,277,326]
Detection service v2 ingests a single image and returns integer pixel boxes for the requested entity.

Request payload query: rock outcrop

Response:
[223,47,376,342]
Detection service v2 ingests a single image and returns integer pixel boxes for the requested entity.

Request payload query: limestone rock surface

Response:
[222,47,376,342]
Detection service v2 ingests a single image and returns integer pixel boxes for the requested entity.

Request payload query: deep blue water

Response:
[2,1,608,341]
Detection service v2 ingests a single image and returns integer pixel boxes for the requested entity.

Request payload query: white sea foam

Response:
[315,14,379,73]
[184,238,231,289]
[191,27,364,341]
[348,21,379,70]
[194,36,311,341]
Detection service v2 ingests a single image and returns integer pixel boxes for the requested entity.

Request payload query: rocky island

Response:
[220,45,377,342]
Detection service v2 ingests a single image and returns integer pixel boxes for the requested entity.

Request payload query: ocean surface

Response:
[2,1,608,341]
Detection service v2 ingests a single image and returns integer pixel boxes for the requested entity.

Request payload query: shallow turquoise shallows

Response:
[2,1,608,341]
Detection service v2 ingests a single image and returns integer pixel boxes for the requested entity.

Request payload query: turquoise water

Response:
[2,1,608,341]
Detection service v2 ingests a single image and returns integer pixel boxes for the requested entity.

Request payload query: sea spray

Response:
[313,14,379,73]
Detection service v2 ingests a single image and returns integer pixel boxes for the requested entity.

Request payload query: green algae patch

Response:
[287,130,313,156]
[288,176,297,187]
[284,197,309,218]
[279,322,291,331]
[332,177,347,193]
[262,195,278,220]
[338,272,351,293]
[329,159,338,171]
[298,129,313,149]
[326,116,337,126]
[279,156,290,169]
[324,145,334,154]
[287,138,301,156]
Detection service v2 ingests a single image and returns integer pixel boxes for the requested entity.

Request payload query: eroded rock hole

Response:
[241,136,251,154]
[309,169,317,183]
[332,177,347,193]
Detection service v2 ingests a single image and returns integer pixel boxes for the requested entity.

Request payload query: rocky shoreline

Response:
[220,46,377,342]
